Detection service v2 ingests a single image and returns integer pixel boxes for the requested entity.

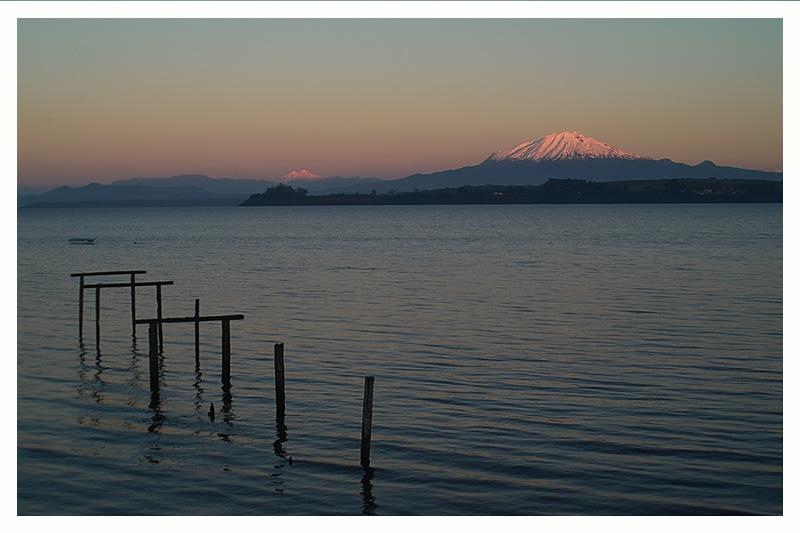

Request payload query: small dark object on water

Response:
[209,403,215,421]
[288,456,293,465]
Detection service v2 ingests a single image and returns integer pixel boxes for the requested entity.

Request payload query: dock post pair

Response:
[72,270,170,346]
[270,344,374,468]
[137,313,245,394]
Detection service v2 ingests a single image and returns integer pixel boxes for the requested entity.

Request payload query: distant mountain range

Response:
[19,131,781,207]
[321,131,782,195]
[18,174,381,207]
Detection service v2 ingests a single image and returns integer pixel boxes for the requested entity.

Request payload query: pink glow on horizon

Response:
[15,19,782,189]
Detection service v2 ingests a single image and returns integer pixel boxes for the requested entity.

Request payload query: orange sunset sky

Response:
[12,5,786,190]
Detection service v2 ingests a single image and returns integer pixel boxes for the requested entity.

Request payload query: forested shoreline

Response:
[241,178,782,206]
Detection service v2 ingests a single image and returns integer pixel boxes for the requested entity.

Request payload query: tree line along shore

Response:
[241,178,782,206]
[20,177,781,208]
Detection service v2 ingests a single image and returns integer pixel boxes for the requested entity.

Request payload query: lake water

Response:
[17,204,782,515]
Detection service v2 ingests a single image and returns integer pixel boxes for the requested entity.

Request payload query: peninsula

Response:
[240,178,782,206]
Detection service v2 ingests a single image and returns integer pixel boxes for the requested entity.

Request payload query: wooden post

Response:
[130,273,137,336]
[194,299,200,365]
[274,343,286,418]
[221,319,231,384]
[78,275,85,339]
[95,287,101,349]
[72,271,149,337]
[148,322,159,393]
[135,313,242,383]
[360,376,375,467]
[156,284,164,351]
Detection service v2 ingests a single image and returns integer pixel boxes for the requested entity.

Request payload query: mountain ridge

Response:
[18,132,782,205]
[18,174,382,206]
[315,132,781,195]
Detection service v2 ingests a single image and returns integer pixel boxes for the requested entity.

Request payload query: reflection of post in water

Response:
[220,382,234,424]
[194,299,200,365]
[149,389,161,411]
[148,401,165,432]
[126,340,144,390]
[77,343,89,384]
[76,342,107,404]
[93,348,106,394]
[194,361,205,412]
[360,466,377,515]
[273,413,289,458]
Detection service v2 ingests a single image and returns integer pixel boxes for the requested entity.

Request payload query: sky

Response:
[12,5,787,189]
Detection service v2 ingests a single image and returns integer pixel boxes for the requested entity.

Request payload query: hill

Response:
[19,132,782,206]
[241,178,782,206]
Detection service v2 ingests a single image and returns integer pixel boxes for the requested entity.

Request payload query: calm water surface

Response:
[17,204,782,515]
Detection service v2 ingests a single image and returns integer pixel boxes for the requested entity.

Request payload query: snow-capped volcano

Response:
[282,169,322,180]
[486,131,648,163]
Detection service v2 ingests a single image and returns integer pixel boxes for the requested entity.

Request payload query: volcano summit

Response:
[324,131,782,194]
[486,131,647,162]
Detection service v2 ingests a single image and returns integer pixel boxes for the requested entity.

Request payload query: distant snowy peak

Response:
[282,169,322,180]
[486,131,649,163]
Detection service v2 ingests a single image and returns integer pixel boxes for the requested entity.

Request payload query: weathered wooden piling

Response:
[156,284,164,349]
[71,270,147,339]
[83,280,172,346]
[194,299,200,364]
[136,313,244,391]
[360,376,375,467]
[148,322,159,393]
[274,343,286,417]
[73,271,173,346]
[95,287,101,349]
[221,319,231,384]
[78,275,85,337]
[130,272,137,334]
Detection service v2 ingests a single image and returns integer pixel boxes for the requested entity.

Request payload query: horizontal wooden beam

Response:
[136,314,244,325]
[71,270,147,277]
[83,281,174,289]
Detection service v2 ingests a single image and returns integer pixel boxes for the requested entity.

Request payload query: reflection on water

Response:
[361,467,377,515]
[193,366,205,411]
[273,417,288,459]
[220,383,234,426]
[148,403,165,433]
[125,344,144,407]
[269,416,292,493]
[18,204,782,515]
[77,344,107,404]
